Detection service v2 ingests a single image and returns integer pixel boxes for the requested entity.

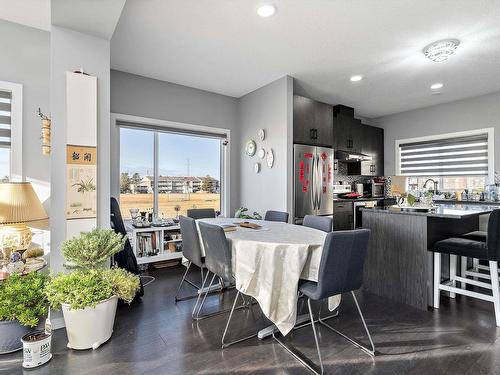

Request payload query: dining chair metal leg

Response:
[192,270,211,318]
[221,290,259,348]
[175,261,204,302]
[272,297,323,375]
[318,291,375,356]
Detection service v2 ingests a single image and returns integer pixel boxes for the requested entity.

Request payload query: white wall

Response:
[110,70,240,213]
[50,26,111,271]
[374,91,500,176]
[237,76,293,217]
[0,20,50,209]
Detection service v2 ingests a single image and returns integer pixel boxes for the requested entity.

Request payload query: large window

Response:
[119,125,223,220]
[396,129,493,192]
[0,90,12,181]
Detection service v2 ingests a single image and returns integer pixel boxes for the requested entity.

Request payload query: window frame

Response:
[111,113,230,217]
[395,128,495,184]
[0,80,23,181]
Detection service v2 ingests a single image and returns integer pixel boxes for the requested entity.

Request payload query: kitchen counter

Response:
[434,199,500,206]
[333,197,385,202]
[361,203,497,219]
[361,203,490,311]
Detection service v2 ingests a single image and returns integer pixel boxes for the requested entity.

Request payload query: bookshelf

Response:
[125,221,183,265]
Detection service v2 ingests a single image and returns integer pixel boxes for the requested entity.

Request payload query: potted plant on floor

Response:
[45,229,140,350]
[0,272,48,354]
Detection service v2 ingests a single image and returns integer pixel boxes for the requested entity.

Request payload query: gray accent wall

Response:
[374,91,500,176]
[237,76,293,218]
[0,20,50,209]
[110,70,240,213]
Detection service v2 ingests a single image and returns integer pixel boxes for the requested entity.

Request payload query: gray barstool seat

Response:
[432,209,500,327]
[462,230,487,242]
[187,208,216,220]
[273,229,374,375]
[264,210,289,223]
[303,215,333,232]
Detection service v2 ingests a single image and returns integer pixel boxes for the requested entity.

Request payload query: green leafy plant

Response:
[234,207,262,220]
[45,268,139,310]
[62,229,126,269]
[0,273,48,327]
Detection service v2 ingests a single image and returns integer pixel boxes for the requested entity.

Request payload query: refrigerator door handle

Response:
[317,155,322,211]
[310,155,316,210]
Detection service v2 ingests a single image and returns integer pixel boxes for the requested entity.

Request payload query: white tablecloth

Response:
[198,218,341,335]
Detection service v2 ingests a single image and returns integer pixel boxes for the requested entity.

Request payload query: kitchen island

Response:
[361,204,496,310]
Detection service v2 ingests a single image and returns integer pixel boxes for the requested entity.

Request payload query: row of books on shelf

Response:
[136,232,183,257]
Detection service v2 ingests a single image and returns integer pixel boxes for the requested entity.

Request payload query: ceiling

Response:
[111,0,500,118]
[0,0,51,31]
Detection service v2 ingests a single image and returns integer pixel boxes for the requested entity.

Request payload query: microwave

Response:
[363,181,385,198]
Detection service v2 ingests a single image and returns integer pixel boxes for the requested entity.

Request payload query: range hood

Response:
[335,150,372,162]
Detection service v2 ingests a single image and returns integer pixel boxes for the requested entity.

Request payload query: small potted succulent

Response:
[45,229,140,350]
[0,272,48,354]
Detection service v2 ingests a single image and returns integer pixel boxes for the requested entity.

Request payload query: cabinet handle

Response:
[314,129,318,140]
[310,128,315,140]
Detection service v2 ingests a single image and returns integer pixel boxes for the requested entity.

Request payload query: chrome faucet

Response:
[423,178,438,193]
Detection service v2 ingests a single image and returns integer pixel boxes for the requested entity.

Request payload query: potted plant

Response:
[45,229,140,350]
[0,272,48,354]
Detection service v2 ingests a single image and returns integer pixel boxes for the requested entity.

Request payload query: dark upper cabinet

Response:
[333,112,362,153]
[361,125,384,176]
[293,95,333,146]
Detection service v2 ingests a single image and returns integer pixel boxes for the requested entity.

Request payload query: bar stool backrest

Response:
[488,209,500,261]
[179,216,204,268]
[198,222,233,284]
[315,229,371,299]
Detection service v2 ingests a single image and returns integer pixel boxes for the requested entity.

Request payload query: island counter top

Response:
[361,203,497,219]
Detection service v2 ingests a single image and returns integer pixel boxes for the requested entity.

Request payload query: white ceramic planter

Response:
[61,296,118,350]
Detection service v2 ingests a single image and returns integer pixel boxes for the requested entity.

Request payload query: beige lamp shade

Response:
[0,182,48,224]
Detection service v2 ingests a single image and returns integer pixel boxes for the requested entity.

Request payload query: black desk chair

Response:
[187,208,216,220]
[175,216,207,302]
[273,229,374,375]
[196,222,256,348]
[432,209,500,327]
[303,215,333,232]
[264,210,289,223]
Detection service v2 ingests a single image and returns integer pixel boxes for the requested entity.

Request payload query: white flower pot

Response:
[61,296,118,350]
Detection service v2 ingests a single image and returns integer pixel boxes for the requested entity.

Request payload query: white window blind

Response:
[399,133,489,176]
[0,90,12,148]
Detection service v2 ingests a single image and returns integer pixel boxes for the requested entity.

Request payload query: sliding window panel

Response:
[157,132,221,218]
[119,127,155,219]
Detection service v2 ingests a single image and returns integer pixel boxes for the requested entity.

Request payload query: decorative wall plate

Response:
[245,140,256,156]
[258,129,265,141]
[266,149,274,168]
[257,148,265,159]
[254,162,260,173]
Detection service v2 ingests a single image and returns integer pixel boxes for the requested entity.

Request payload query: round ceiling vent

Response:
[423,39,460,63]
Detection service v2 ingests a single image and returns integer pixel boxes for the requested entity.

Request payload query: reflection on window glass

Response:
[119,128,154,219]
[407,176,486,192]
[0,148,9,182]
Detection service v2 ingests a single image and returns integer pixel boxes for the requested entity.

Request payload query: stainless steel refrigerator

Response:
[294,144,334,223]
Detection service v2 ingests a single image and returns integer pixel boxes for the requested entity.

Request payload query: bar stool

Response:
[432,209,500,326]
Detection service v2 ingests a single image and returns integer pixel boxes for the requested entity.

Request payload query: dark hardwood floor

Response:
[2,265,500,374]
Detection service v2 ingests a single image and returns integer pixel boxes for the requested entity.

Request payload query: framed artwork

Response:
[66,145,97,219]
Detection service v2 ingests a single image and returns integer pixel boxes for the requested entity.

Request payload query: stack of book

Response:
[136,232,160,257]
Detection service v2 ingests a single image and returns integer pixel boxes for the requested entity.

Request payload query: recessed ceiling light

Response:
[430,83,444,90]
[423,39,460,63]
[257,4,276,17]
[350,75,363,82]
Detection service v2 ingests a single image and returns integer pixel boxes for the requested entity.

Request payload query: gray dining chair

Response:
[187,208,216,220]
[264,210,289,223]
[175,216,208,302]
[303,215,333,232]
[195,221,258,348]
[273,229,374,375]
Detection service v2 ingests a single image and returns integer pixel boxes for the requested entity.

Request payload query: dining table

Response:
[197,217,340,335]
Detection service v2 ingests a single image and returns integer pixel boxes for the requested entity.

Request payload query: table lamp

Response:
[0,182,48,255]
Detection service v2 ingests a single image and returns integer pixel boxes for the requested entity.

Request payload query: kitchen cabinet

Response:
[333,201,353,230]
[332,112,363,153]
[293,95,333,146]
[361,125,384,176]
